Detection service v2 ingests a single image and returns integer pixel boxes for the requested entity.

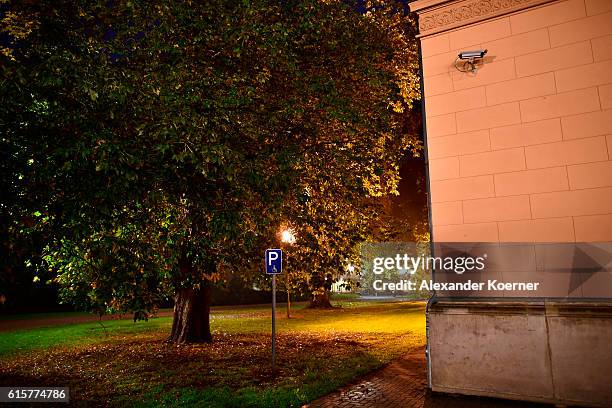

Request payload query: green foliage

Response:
[0,0,421,317]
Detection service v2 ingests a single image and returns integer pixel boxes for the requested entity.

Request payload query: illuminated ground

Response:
[0,301,425,407]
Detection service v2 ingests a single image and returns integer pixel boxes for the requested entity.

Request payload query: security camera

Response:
[455,49,488,73]
[458,49,488,60]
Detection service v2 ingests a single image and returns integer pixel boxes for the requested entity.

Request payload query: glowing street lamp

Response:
[279,226,296,321]
[280,228,296,244]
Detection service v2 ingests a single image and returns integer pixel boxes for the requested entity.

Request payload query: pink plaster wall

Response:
[420,0,612,243]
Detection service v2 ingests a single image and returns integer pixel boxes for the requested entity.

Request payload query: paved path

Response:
[307,347,552,408]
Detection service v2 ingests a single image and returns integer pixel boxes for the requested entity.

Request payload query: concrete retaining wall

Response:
[428,301,612,407]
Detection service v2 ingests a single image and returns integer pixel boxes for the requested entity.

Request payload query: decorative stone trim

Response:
[409,0,557,37]
[429,300,612,317]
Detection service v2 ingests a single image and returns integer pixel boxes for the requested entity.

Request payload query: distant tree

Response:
[278,1,422,307]
[0,0,420,341]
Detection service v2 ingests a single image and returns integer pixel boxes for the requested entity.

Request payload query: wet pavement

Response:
[306,347,554,408]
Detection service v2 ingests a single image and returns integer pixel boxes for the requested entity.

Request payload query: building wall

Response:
[411,1,612,406]
[420,0,612,244]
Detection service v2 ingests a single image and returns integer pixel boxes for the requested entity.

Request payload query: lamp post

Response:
[271,227,296,374]
[280,228,296,319]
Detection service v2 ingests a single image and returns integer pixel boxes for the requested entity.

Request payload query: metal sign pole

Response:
[272,274,276,373]
[265,248,282,375]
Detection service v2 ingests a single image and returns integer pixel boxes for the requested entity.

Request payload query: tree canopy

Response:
[0,0,421,341]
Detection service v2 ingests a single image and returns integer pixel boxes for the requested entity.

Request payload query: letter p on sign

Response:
[265,249,283,274]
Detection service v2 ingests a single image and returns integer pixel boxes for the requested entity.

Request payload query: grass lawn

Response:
[0,301,425,407]
[0,311,92,321]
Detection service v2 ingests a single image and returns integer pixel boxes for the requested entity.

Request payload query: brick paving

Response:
[306,347,553,408]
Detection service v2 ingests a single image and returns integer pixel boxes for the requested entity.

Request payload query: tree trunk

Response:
[309,290,333,308]
[167,284,212,344]
[286,289,291,319]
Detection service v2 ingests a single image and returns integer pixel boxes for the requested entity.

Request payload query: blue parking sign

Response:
[265,249,283,274]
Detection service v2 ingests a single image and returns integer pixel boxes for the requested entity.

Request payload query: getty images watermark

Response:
[358,242,581,296]
[361,242,612,297]
[370,252,541,292]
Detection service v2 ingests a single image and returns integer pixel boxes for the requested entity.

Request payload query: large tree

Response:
[277,1,422,308]
[0,0,420,341]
